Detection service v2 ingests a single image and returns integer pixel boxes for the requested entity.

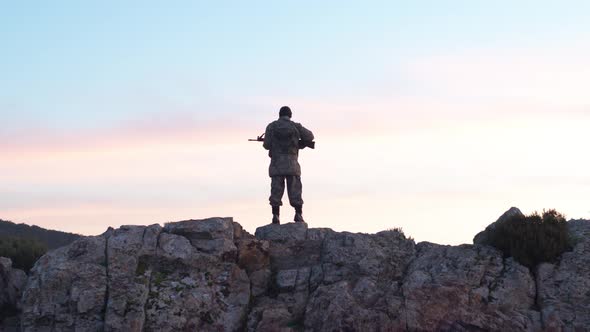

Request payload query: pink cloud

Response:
[404,46,590,107]
[3,43,590,244]
[0,112,257,159]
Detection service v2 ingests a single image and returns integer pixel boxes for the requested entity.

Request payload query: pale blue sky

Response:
[1,1,589,243]
[3,1,589,129]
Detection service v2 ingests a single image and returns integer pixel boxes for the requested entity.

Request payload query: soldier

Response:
[263,106,314,224]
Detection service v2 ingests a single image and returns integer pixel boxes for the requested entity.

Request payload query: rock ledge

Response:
[7,214,590,331]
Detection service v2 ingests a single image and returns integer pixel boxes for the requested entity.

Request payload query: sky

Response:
[1,1,589,244]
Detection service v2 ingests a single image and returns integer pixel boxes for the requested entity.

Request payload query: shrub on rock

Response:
[475,208,572,268]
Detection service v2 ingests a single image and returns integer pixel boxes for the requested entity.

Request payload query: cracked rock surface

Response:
[0,257,27,331]
[16,216,590,331]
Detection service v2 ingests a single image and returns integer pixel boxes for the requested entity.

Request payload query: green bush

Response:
[0,236,47,272]
[483,209,572,268]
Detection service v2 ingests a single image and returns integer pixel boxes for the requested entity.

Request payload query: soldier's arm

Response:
[263,124,272,150]
[294,123,314,142]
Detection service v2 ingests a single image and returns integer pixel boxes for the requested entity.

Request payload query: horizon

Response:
[1,206,588,241]
[2,1,589,245]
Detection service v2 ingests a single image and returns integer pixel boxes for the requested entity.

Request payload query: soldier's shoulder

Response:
[266,120,279,128]
[292,121,308,129]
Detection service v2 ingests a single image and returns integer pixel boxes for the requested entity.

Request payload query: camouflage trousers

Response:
[269,175,303,207]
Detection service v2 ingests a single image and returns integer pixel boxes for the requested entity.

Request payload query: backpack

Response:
[272,120,300,155]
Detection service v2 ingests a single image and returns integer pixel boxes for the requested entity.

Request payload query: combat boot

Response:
[272,206,280,224]
[294,205,305,223]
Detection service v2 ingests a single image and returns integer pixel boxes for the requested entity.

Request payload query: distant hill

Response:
[0,219,81,250]
[0,219,81,272]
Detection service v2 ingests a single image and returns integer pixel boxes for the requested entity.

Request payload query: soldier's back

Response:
[267,118,300,155]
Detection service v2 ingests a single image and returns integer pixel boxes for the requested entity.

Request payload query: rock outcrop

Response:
[0,257,27,330]
[10,213,590,331]
[473,207,525,245]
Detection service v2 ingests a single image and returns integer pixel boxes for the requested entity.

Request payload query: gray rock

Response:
[158,232,194,260]
[104,224,162,331]
[275,269,298,291]
[20,219,251,332]
[21,235,108,331]
[535,220,590,330]
[236,238,269,273]
[474,207,524,244]
[0,257,27,330]
[15,214,590,331]
[305,281,399,331]
[255,222,308,241]
[401,242,539,331]
[164,217,237,258]
[247,300,292,332]
[250,268,271,297]
[0,257,26,307]
[275,268,309,293]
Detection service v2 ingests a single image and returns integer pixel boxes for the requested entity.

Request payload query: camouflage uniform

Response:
[263,116,314,208]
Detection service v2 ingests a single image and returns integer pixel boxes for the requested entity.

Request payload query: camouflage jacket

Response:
[263,116,314,177]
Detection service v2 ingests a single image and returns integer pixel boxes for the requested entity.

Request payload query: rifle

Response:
[248,133,315,149]
[248,133,265,142]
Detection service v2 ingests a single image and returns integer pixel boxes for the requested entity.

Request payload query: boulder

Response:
[21,219,251,332]
[0,257,27,330]
[535,220,590,330]
[255,222,308,242]
[164,217,237,259]
[21,234,109,331]
[474,207,524,245]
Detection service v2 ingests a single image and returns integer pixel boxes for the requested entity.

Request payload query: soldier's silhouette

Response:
[263,106,314,224]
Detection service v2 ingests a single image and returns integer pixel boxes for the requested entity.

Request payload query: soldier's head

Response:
[279,106,292,118]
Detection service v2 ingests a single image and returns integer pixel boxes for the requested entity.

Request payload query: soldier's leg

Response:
[285,176,303,207]
[269,176,286,224]
[269,176,286,206]
[286,176,305,222]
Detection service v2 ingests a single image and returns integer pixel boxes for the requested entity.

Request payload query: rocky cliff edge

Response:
[6,212,590,331]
